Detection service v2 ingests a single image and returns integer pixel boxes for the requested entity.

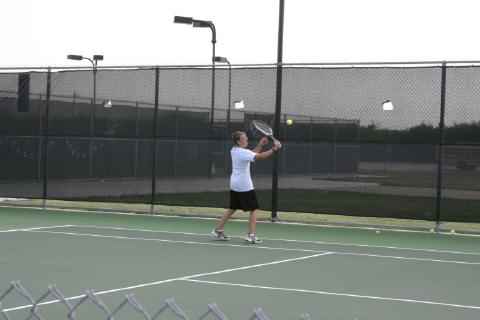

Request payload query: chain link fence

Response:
[0,281,310,319]
[0,63,479,230]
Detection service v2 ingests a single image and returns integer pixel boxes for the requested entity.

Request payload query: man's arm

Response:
[254,139,281,160]
[252,137,268,153]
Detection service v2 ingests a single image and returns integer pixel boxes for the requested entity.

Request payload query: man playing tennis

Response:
[212,131,281,244]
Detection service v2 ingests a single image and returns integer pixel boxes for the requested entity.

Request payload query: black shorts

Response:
[229,190,259,212]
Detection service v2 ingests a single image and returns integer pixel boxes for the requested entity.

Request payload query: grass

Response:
[4,166,479,232]
[5,185,478,225]
[62,189,480,223]
[3,198,480,233]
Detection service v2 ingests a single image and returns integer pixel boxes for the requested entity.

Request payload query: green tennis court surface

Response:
[1,207,480,319]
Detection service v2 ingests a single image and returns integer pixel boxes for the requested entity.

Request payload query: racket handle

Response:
[273,139,282,149]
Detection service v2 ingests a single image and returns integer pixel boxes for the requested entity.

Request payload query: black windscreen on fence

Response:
[0,63,479,227]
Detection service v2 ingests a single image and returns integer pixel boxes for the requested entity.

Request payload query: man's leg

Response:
[212,209,236,241]
[244,209,262,244]
[217,209,236,231]
[248,209,259,234]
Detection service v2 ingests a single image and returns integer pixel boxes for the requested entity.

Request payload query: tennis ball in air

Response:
[450,229,456,235]
[429,228,435,233]
[286,119,293,126]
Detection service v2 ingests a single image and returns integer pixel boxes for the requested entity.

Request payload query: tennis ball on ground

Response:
[375,230,381,234]
[450,229,456,234]
[286,119,293,126]
[429,228,435,233]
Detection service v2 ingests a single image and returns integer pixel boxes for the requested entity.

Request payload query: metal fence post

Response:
[174,106,179,177]
[310,116,313,176]
[333,119,338,173]
[150,68,160,214]
[37,94,43,181]
[42,68,51,209]
[134,101,139,179]
[271,0,285,222]
[435,61,447,231]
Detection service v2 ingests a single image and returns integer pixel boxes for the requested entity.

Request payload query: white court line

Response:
[2,252,330,312]
[334,252,480,266]
[26,230,325,254]
[67,224,480,257]
[24,230,480,265]
[183,279,480,311]
[0,225,74,233]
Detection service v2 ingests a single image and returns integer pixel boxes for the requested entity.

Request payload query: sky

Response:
[2,0,480,68]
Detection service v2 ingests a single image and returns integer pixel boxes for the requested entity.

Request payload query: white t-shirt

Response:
[230,146,257,192]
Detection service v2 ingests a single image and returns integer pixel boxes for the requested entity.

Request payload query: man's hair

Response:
[232,131,244,145]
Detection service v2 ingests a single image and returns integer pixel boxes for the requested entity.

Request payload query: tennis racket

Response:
[252,120,282,148]
[252,120,275,139]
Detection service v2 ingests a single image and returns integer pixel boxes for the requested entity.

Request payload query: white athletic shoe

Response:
[244,233,262,244]
[211,229,230,241]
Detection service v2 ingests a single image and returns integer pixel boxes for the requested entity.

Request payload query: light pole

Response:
[67,54,103,179]
[67,54,103,135]
[214,56,231,136]
[174,16,216,176]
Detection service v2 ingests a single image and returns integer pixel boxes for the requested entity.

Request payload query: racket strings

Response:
[253,120,273,136]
